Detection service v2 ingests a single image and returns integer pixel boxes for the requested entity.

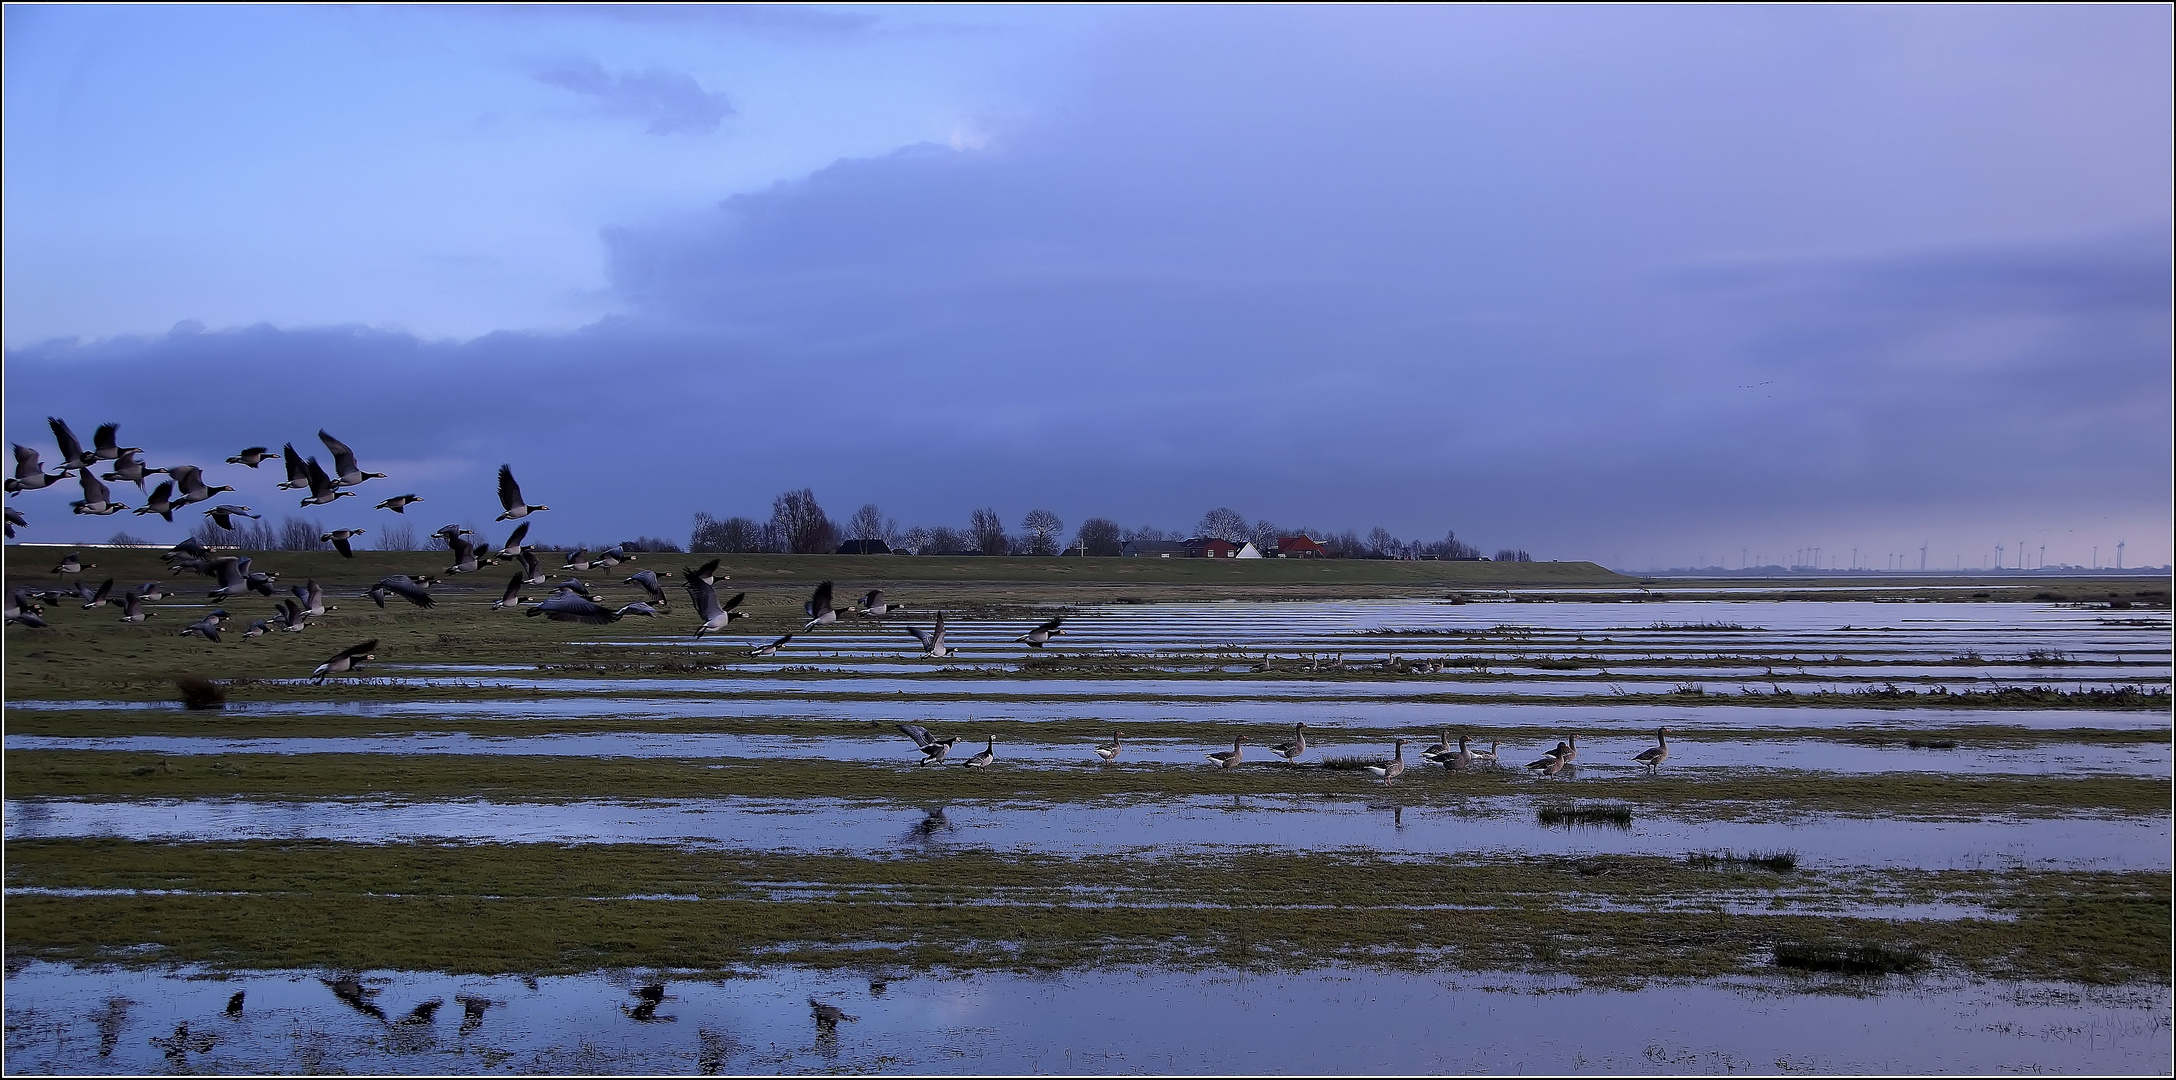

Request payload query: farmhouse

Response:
[1274,536,1328,558]
[1185,537,1243,558]
[1121,539,1190,558]
[836,538,892,555]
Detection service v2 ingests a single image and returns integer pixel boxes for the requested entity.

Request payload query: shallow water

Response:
[8,795,2165,871]
[2,960,2167,1075]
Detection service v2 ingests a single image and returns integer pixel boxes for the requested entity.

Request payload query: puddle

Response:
[6,796,2165,871]
[3,960,2167,1075]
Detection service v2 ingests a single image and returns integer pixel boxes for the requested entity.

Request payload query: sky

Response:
[5,4,2170,570]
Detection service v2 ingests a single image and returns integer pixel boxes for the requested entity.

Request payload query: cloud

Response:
[534,60,733,135]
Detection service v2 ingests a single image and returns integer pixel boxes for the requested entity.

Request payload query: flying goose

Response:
[70,471,128,515]
[243,616,277,639]
[277,444,311,490]
[516,549,545,584]
[1526,742,1571,770]
[496,521,530,557]
[493,572,531,611]
[52,551,92,574]
[1015,616,1064,648]
[962,736,997,767]
[368,576,436,608]
[904,613,952,658]
[168,465,235,507]
[274,598,308,632]
[685,580,745,637]
[207,557,278,600]
[101,448,158,488]
[802,580,846,629]
[897,722,960,764]
[748,632,793,657]
[495,464,548,520]
[855,589,895,616]
[374,493,423,513]
[594,545,633,568]
[299,457,353,507]
[7,587,45,619]
[318,430,385,487]
[615,601,662,618]
[137,581,171,602]
[1365,738,1408,783]
[79,578,116,609]
[1094,733,1122,762]
[445,535,488,574]
[3,505,23,538]
[1268,722,1309,764]
[560,549,594,572]
[226,446,274,468]
[1208,736,1244,769]
[47,417,89,470]
[6,609,49,628]
[624,569,672,605]
[181,609,230,642]
[202,504,259,530]
[89,423,140,464]
[6,443,70,492]
[118,590,155,623]
[291,580,333,616]
[310,638,374,679]
[321,529,366,558]
[1634,727,1670,771]
[132,481,179,521]
[526,595,622,623]
[683,557,723,585]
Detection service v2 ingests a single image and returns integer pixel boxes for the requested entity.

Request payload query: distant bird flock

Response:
[9,416,1666,777]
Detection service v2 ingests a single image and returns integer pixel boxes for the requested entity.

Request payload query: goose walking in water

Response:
[962,736,996,767]
[494,464,549,520]
[1526,741,1571,771]
[1268,722,1309,764]
[1093,733,1122,762]
[1470,741,1500,767]
[1208,737,1244,769]
[1365,738,1408,783]
[1417,730,1454,763]
[1634,727,1671,772]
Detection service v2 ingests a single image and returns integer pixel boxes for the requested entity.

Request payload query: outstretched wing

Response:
[684,577,722,621]
[501,521,529,553]
[48,417,84,464]
[804,580,834,619]
[903,623,934,649]
[896,722,933,747]
[375,576,436,608]
[497,464,524,511]
[338,639,379,662]
[93,423,120,455]
[318,430,359,477]
[282,444,309,484]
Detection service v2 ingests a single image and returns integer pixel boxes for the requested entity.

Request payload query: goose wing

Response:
[330,638,379,663]
[903,623,934,649]
[896,722,934,747]
[79,471,111,503]
[685,577,722,621]
[48,417,84,466]
[93,423,120,456]
[499,522,529,555]
[684,558,720,584]
[528,595,620,624]
[804,580,834,619]
[498,572,525,605]
[497,464,525,512]
[11,443,44,479]
[305,458,338,500]
[167,464,205,498]
[318,430,360,478]
[374,576,436,608]
[281,444,309,486]
[209,557,247,593]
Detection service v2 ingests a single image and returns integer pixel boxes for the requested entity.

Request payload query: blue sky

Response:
[5,4,2169,568]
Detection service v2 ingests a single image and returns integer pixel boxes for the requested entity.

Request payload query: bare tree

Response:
[770,489,837,554]
[1196,507,1248,542]
[1123,525,1169,543]
[1019,509,1064,555]
[1075,517,1122,556]
[899,526,933,554]
[279,516,329,551]
[1249,519,1281,547]
[106,531,154,547]
[1494,548,1532,563]
[1424,530,1480,560]
[845,504,887,552]
[1365,527,1400,559]
[375,521,418,550]
[969,507,1008,555]
[926,526,968,554]
[623,536,684,552]
[693,512,771,553]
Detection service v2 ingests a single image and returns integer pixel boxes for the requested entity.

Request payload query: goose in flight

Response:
[961,736,996,768]
[278,444,312,490]
[682,575,745,637]
[903,613,952,657]
[226,446,275,468]
[516,549,546,584]
[318,430,385,487]
[615,601,662,619]
[1268,722,1309,764]
[593,545,632,569]
[375,493,423,514]
[291,580,334,616]
[320,529,367,558]
[495,464,549,520]
[53,551,92,574]
[496,522,530,558]
[2,505,19,539]
[202,505,260,531]
[1094,733,1122,762]
[682,558,723,586]
[137,581,172,602]
[132,481,179,522]
[1634,727,1670,771]
[368,576,436,608]
[560,549,594,572]
[88,423,140,464]
[624,569,672,606]
[78,578,116,609]
[1365,739,1407,783]
[118,590,155,623]
[273,598,309,632]
[7,443,70,492]
[1015,616,1064,648]
[168,465,235,507]
[181,608,230,642]
[1208,736,1244,769]
[207,556,278,601]
[526,595,622,624]
[748,632,793,657]
[100,448,158,489]
[47,417,89,470]
[897,722,959,764]
[493,572,532,611]
[444,535,489,575]
[300,458,354,507]
[802,580,846,629]
[311,639,379,682]
[70,471,129,516]
[856,589,895,616]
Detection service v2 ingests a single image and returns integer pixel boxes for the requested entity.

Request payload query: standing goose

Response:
[802,580,846,629]
[1093,733,1122,762]
[1014,616,1064,648]
[47,417,90,470]
[961,736,997,767]
[904,613,952,658]
[374,493,423,513]
[1442,734,1475,771]
[1556,735,1579,764]
[320,529,367,558]
[132,481,179,522]
[1418,730,1454,762]
[181,609,229,642]
[202,505,259,531]
[1634,727,1671,772]
[277,444,312,490]
[1268,722,1309,764]
[101,448,158,489]
[684,577,746,638]
[318,430,385,487]
[748,632,794,657]
[6,443,70,492]
[1365,739,1408,783]
[226,446,274,468]
[311,639,379,682]
[1470,741,1500,767]
[897,722,959,764]
[1526,742,1571,770]
[89,423,140,464]
[1208,736,1245,769]
[70,471,128,515]
[494,464,549,520]
[299,458,353,507]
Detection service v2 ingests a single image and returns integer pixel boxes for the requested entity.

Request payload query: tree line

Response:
[692,490,1534,561]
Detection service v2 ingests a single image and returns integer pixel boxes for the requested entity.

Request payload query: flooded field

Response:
[5,582,2169,1073]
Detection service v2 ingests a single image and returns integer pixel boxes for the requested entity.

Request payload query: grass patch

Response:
[1773,941,1927,975]
[1317,755,1384,771]
[172,674,226,711]
[1537,803,1633,828]
[1905,738,1959,750]
[1649,621,1756,632]
[1688,850,1798,873]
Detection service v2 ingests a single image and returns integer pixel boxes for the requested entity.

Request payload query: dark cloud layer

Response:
[536,60,733,135]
